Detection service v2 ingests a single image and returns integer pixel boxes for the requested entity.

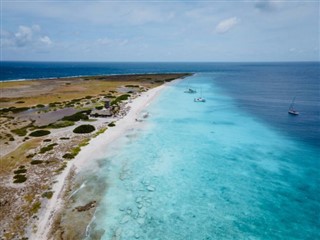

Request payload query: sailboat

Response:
[288,97,299,115]
[184,81,197,93]
[184,88,197,94]
[194,88,206,102]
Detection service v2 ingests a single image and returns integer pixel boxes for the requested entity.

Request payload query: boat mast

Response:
[289,96,296,110]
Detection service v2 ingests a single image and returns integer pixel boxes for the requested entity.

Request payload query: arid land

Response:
[0,73,190,240]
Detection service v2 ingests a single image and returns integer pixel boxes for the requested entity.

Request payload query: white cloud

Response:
[1,25,53,48]
[14,26,33,47]
[39,36,53,45]
[215,17,239,34]
[32,24,41,32]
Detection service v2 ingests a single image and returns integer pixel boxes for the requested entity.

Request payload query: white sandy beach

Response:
[31,79,181,240]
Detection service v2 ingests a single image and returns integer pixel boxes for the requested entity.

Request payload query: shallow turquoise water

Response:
[81,74,319,239]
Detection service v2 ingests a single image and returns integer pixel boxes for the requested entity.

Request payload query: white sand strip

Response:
[31,78,181,240]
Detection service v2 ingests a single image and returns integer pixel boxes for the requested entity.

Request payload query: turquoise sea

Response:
[69,68,319,239]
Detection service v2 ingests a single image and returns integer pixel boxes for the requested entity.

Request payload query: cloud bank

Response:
[1,25,53,48]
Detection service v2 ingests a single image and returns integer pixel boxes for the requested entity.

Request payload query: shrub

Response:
[62,112,88,122]
[26,153,35,158]
[31,160,43,165]
[13,174,27,183]
[36,104,45,108]
[73,124,95,134]
[111,94,131,106]
[31,201,41,214]
[12,127,28,136]
[16,101,25,104]
[9,107,30,113]
[14,169,27,174]
[108,122,116,127]
[63,153,74,159]
[42,191,53,199]
[95,106,103,110]
[60,137,70,140]
[29,130,50,137]
[94,128,107,137]
[43,139,52,142]
[39,143,58,154]
[55,162,67,173]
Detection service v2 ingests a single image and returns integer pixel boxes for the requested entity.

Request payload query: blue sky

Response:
[1,0,319,62]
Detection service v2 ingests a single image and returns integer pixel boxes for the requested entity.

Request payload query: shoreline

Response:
[30,77,184,239]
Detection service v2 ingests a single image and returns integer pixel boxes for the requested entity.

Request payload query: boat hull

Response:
[288,110,299,115]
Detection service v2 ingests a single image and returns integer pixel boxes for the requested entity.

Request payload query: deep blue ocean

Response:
[1,62,319,239]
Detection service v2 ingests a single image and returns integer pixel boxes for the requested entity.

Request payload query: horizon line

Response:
[1,60,319,63]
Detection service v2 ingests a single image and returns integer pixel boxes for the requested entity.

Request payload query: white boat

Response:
[288,97,299,115]
[194,97,206,102]
[194,89,206,102]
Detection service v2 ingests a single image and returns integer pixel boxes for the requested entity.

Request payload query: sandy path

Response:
[30,79,179,239]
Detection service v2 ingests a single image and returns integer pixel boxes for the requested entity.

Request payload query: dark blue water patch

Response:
[202,63,320,148]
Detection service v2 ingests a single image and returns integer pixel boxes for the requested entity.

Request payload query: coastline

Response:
[30,77,183,239]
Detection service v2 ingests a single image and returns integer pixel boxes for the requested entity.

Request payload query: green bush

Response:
[73,124,95,134]
[31,160,43,165]
[63,153,74,159]
[10,107,30,113]
[36,104,45,108]
[14,169,27,174]
[13,174,27,183]
[29,130,50,137]
[95,106,103,110]
[60,137,70,140]
[62,112,89,122]
[108,122,116,127]
[111,94,131,106]
[42,191,53,199]
[39,143,58,154]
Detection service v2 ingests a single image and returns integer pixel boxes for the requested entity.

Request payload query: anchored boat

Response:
[194,89,206,102]
[288,97,299,115]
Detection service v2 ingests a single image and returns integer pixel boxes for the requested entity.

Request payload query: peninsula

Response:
[0,73,190,239]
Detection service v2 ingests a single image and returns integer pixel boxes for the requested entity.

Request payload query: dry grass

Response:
[0,138,42,174]
[0,74,188,108]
